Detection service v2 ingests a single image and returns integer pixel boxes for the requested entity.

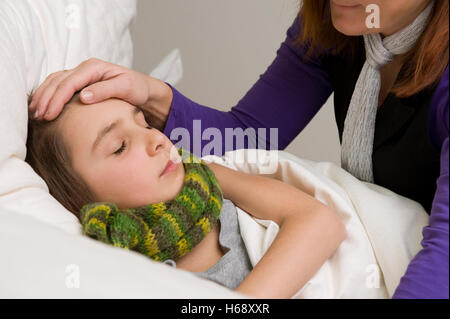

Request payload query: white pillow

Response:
[0,0,136,234]
[149,48,184,86]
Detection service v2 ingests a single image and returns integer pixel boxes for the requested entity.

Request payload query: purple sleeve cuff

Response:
[163,84,185,138]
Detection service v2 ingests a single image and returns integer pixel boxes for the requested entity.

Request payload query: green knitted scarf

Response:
[78,148,223,262]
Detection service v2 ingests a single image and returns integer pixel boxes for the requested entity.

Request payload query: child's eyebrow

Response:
[91,120,122,153]
[91,107,141,153]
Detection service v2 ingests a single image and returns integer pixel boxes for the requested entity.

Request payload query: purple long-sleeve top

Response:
[162,19,449,299]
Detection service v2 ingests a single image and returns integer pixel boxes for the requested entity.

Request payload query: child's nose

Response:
[145,132,166,156]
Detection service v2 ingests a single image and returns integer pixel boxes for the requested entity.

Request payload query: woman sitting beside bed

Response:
[25,92,346,299]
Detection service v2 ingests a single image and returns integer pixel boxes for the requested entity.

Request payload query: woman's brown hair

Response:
[298,0,449,97]
[25,93,97,216]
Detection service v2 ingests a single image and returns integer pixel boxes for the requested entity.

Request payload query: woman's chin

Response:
[332,19,370,36]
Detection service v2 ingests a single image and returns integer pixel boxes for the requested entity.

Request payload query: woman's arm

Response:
[393,67,449,299]
[393,138,449,299]
[207,162,346,298]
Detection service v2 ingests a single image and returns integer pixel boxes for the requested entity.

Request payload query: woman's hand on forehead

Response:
[28,58,168,122]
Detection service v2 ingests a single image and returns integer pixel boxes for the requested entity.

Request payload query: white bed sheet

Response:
[203,149,429,298]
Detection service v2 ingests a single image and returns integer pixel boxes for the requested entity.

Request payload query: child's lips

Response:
[161,160,179,176]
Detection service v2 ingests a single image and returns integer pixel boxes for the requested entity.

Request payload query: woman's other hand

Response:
[29,58,173,130]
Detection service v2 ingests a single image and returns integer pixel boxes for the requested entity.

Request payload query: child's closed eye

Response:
[114,141,127,155]
[113,125,152,156]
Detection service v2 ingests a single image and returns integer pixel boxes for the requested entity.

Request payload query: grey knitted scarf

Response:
[341,1,434,182]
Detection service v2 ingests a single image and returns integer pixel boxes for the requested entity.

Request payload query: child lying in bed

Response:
[25,93,346,298]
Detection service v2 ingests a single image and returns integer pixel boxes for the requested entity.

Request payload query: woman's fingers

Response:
[78,76,123,104]
[31,58,115,121]
[42,59,114,120]
[83,72,148,106]
[29,57,156,122]
[29,70,69,115]
[33,71,73,120]
[75,72,149,107]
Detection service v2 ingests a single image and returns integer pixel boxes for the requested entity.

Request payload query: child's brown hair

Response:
[25,93,96,216]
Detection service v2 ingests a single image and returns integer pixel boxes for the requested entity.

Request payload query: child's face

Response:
[60,96,185,209]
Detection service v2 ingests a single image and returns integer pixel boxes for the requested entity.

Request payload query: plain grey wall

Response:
[131,0,341,165]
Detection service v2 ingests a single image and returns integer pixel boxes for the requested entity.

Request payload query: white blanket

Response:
[203,149,429,298]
